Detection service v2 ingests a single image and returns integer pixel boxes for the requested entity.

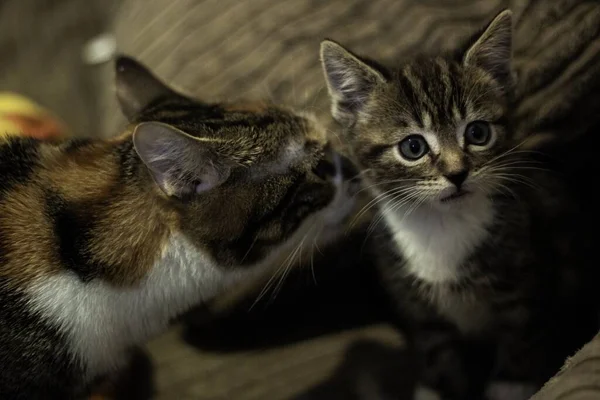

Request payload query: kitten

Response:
[0,56,355,399]
[320,9,597,400]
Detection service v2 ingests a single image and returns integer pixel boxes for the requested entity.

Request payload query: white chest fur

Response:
[26,233,253,378]
[382,193,495,284]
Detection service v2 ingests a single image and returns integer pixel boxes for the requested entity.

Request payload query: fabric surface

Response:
[531,332,600,400]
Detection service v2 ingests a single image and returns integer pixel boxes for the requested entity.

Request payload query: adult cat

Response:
[0,56,355,399]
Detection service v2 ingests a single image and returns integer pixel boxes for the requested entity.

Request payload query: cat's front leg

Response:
[411,318,493,400]
[486,321,552,400]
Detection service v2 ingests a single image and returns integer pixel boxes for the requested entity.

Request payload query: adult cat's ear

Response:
[133,122,231,198]
[116,56,178,121]
[463,10,513,85]
[320,40,386,127]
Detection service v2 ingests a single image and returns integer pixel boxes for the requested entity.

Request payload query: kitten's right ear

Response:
[116,56,178,121]
[463,10,513,85]
[133,122,230,198]
[320,40,386,127]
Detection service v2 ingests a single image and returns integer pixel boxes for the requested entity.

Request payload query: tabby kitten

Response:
[0,56,354,399]
[320,9,596,400]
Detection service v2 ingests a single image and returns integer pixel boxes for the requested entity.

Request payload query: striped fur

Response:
[0,57,355,399]
[321,10,598,400]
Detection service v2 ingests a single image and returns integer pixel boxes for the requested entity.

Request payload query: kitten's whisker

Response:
[481,139,533,167]
[350,186,419,230]
[356,178,421,194]
[366,189,425,235]
[495,174,543,193]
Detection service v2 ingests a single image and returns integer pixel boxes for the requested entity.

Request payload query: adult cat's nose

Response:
[445,169,469,189]
[313,156,337,181]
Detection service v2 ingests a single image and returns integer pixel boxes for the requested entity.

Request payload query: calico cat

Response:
[320,9,597,400]
[0,56,355,399]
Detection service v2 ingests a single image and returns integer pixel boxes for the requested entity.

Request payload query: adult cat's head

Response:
[115,57,355,269]
[320,10,517,212]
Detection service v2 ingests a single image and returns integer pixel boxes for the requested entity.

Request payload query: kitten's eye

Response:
[465,121,491,146]
[398,135,429,160]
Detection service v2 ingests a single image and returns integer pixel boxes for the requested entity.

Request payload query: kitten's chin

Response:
[430,189,483,212]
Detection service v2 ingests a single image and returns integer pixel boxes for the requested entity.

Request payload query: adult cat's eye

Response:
[398,135,429,160]
[465,121,491,146]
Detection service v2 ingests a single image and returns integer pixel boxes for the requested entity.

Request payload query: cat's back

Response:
[0,137,44,193]
[0,136,120,280]
[0,137,90,398]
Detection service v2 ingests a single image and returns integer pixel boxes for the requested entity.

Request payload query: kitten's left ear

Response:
[463,9,513,85]
[115,56,179,121]
[320,40,387,127]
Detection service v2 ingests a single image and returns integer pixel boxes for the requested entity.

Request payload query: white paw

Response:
[414,385,443,400]
[486,381,538,400]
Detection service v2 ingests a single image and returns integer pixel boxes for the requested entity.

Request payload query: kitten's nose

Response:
[445,169,469,189]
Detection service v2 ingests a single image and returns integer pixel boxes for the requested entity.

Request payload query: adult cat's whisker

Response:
[269,235,308,303]
[250,235,305,310]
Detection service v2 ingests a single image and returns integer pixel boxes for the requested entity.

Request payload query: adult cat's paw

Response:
[414,385,442,400]
[485,381,538,400]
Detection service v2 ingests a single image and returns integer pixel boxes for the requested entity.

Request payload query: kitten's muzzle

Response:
[444,169,469,189]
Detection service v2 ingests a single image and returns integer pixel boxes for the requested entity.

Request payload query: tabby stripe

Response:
[396,71,424,127]
[220,174,306,266]
[402,65,438,123]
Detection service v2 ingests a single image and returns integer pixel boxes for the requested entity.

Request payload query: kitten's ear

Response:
[116,56,178,121]
[133,122,230,198]
[320,40,386,127]
[463,10,513,84]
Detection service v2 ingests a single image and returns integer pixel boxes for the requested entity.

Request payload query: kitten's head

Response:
[116,57,355,268]
[320,10,516,211]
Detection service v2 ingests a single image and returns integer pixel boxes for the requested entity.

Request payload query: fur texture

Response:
[321,9,597,400]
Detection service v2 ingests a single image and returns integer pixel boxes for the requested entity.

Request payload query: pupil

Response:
[410,140,420,154]
[470,124,486,142]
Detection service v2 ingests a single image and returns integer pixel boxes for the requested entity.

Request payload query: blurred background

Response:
[2,0,600,399]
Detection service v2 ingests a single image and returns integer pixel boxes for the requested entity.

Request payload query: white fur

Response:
[27,233,254,377]
[382,191,494,283]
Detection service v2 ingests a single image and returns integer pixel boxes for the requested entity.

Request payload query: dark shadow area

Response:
[180,228,400,353]
[112,347,155,400]
[291,340,416,400]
